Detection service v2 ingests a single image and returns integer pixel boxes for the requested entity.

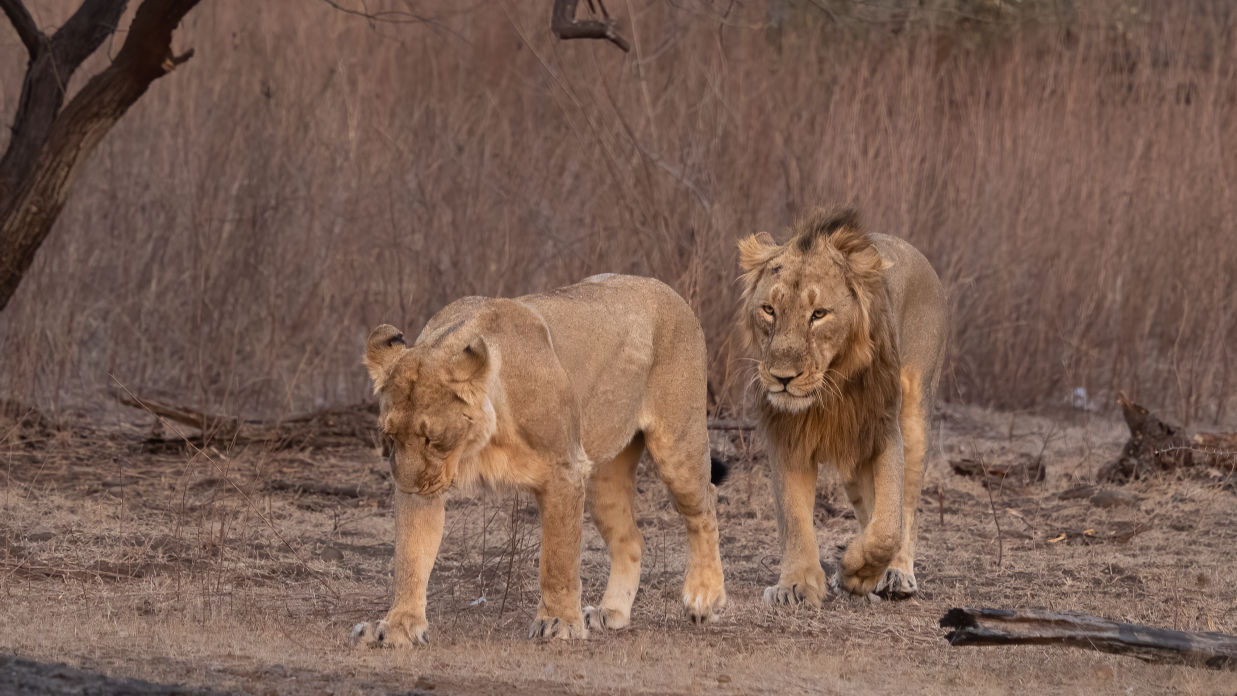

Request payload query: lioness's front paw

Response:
[350,615,429,648]
[762,566,828,608]
[528,615,588,640]
[584,605,630,631]
[874,566,918,600]
[683,572,726,624]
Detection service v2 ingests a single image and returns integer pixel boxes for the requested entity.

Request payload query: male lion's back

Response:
[869,233,949,400]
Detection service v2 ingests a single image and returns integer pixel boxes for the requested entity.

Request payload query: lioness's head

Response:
[737,208,889,413]
[363,324,496,496]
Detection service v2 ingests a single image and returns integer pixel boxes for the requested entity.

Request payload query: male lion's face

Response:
[737,212,886,413]
[363,324,494,497]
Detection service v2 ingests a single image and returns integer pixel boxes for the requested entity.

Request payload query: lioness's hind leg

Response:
[877,369,926,600]
[644,426,726,623]
[585,436,645,631]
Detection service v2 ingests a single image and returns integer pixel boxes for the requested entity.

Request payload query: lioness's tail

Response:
[710,455,730,486]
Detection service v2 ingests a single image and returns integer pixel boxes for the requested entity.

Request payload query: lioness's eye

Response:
[760,304,775,318]
[812,308,830,321]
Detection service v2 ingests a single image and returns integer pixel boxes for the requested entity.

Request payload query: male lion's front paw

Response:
[874,566,918,600]
[837,538,894,596]
[762,566,828,609]
[350,615,429,648]
[528,615,588,640]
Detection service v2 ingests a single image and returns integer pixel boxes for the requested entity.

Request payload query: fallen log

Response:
[950,454,1045,487]
[940,607,1237,670]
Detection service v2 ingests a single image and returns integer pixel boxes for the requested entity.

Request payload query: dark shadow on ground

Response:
[0,654,229,696]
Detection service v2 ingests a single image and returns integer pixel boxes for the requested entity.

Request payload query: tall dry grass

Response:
[0,0,1233,425]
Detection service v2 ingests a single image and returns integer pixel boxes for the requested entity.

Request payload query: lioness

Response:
[351,275,726,645]
[738,208,947,602]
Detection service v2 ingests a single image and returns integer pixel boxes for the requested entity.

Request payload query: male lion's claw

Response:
[350,618,428,648]
[583,606,606,631]
[528,616,588,640]
[874,567,918,600]
[762,579,825,608]
[584,605,632,631]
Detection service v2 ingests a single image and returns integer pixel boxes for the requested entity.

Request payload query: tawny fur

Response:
[351,275,726,647]
[738,206,947,602]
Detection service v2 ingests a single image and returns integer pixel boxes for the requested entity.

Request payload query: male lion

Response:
[737,208,947,603]
[350,274,726,646]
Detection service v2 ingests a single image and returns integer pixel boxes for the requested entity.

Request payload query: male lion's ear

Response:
[364,324,407,388]
[738,231,778,272]
[451,336,490,383]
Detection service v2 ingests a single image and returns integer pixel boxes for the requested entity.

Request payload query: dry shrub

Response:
[0,0,1233,424]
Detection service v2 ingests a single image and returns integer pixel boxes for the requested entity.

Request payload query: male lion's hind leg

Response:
[764,458,828,608]
[645,429,726,623]
[584,436,645,631]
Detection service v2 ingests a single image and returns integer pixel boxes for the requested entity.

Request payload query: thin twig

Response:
[978,455,1003,568]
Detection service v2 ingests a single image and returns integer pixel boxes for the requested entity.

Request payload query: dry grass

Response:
[2,404,1235,694]
[0,1,1235,426]
[2,3,1236,692]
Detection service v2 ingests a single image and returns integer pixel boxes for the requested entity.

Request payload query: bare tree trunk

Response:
[0,0,202,312]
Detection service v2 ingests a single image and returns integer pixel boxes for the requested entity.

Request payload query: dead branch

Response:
[112,389,379,450]
[0,0,41,57]
[551,0,630,52]
[940,607,1237,670]
[706,419,755,431]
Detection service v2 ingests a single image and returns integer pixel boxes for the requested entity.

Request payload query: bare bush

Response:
[0,0,1233,425]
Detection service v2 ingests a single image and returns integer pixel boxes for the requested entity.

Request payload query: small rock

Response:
[717,674,733,684]
[1090,489,1137,508]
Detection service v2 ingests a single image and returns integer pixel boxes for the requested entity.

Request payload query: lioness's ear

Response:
[738,231,778,272]
[364,324,407,388]
[451,336,490,383]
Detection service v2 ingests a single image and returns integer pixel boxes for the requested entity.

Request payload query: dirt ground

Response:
[2,402,1235,695]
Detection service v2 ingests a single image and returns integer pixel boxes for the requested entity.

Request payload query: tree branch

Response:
[551,0,630,52]
[0,0,127,206]
[0,0,202,312]
[49,0,130,69]
[0,0,43,59]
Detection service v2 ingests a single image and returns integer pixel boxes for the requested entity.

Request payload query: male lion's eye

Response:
[812,308,830,321]
[760,304,775,318]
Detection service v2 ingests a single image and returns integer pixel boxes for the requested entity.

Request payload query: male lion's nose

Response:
[769,369,801,389]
